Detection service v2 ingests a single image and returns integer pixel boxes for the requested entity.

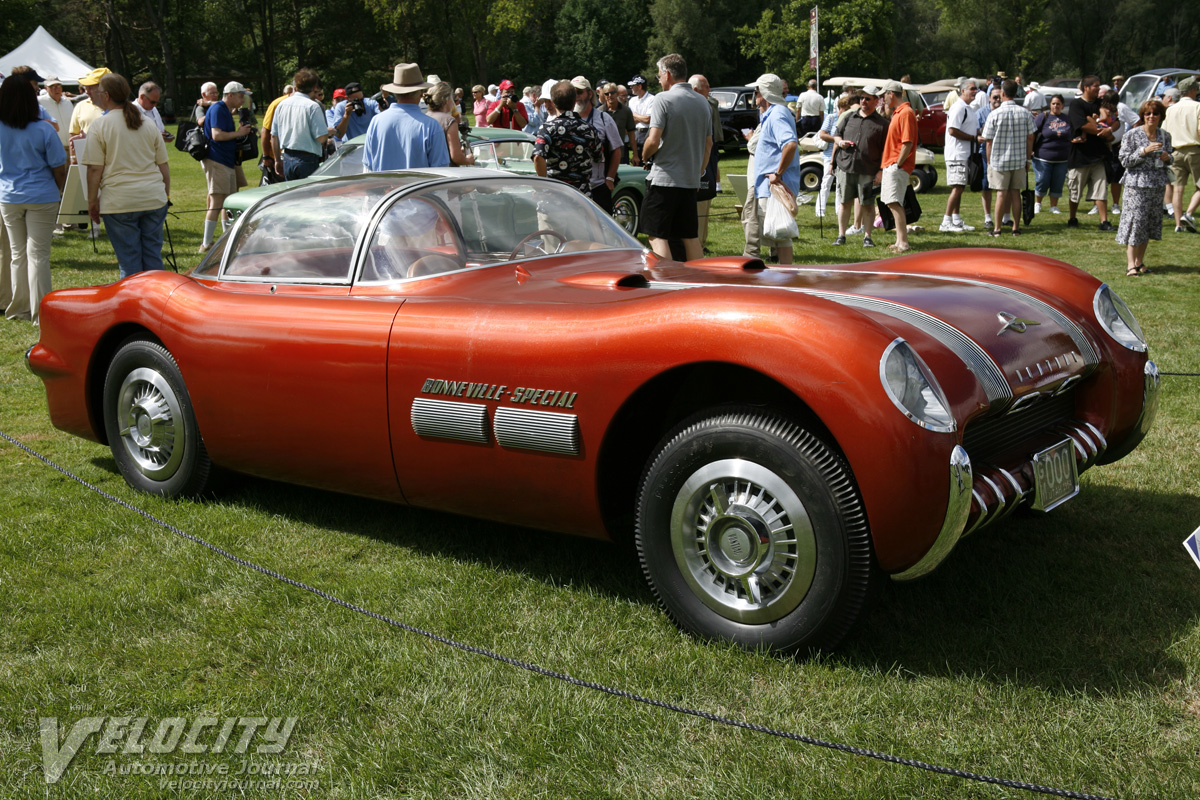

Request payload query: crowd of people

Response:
[1,57,1197,326]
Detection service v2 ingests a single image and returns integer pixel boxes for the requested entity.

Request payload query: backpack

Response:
[183,124,209,161]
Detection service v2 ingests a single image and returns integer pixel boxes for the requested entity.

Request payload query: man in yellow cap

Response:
[68,67,111,238]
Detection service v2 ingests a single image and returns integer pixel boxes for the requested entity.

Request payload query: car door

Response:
[166,180,407,501]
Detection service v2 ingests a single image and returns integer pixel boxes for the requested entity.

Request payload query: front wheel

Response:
[103,337,213,497]
[799,165,823,193]
[636,410,879,653]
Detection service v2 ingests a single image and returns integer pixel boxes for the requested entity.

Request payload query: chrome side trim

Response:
[963,489,989,537]
[1136,361,1161,438]
[994,468,1025,519]
[494,407,580,455]
[410,398,489,443]
[892,446,972,581]
[1083,422,1108,455]
[24,345,35,375]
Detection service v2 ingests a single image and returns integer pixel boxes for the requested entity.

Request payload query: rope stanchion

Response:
[0,427,1126,800]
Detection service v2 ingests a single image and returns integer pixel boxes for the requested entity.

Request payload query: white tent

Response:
[0,26,95,85]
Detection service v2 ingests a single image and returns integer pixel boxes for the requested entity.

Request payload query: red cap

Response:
[498,79,515,91]
[333,88,346,100]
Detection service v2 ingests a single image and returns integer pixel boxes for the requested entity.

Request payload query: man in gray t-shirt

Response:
[641,53,713,261]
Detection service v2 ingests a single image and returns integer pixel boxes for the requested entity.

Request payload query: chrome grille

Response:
[962,392,1075,465]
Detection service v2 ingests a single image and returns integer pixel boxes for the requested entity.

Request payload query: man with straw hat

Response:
[363,63,449,171]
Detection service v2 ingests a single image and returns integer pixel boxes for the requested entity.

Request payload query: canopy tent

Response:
[0,26,94,85]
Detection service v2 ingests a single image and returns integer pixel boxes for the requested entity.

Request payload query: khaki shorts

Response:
[1067,162,1107,204]
[1170,145,1200,187]
[880,164,909,206]
[202,159,238,196]
[836,170,874,205]
[987,167,1026,191]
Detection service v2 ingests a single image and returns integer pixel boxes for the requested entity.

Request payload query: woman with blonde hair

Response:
[425,82,475,166]
[80,73,170,278]
[471,85,488,125]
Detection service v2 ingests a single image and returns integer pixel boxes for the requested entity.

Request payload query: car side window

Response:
[223,179,407,283]
[361,197,466,281]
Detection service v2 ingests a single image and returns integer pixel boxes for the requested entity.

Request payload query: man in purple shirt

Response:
[363,64,449,172]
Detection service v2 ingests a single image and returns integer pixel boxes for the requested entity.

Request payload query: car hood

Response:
[643,255,1099,409]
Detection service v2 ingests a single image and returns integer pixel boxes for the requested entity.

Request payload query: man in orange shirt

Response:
[880,80,917,253]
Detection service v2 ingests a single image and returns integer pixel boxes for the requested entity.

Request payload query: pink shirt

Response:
[473,98,490,126]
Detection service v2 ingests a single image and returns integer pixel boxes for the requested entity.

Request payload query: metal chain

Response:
[0,428,1125,800]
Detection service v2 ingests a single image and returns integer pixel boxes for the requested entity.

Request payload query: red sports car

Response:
[27,171,1159,653]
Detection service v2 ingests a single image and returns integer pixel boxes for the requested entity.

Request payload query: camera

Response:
[502,92,516,101]
[351,97,366,116]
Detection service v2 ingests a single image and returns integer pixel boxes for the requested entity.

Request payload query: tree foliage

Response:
[3,0,1199,107]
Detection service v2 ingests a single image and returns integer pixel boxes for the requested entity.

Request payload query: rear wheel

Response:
[612,188,641,236]
[799,165,823,193]
[103,337,213,498]
[636,409,880,653]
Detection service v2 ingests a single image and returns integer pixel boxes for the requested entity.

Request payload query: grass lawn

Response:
[1,147,1198,799]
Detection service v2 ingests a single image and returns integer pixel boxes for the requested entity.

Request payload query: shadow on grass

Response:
[88,454,1198,694]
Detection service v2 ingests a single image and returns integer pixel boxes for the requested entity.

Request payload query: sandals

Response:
[887,244,911,254]
[1125,265,1140,277]
[1137,264,1154,275]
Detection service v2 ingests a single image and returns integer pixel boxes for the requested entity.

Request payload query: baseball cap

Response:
[627,75,647,86]
[498,79,515,92]
[746,73,785,106]
[1178,76,1198,94]
[223,81,252,95]
[343,81,363,95]
[882,80,904,95]
[570,76,592,92]
[78,67,111,86]
[860,84,883,97]
[539,79,557,101]
[44,75,63,87]
[332,88,346,100]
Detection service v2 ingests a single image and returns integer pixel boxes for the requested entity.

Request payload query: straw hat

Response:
[381,63,432,94]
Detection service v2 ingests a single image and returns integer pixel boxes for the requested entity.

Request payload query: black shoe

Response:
[833,235,846,246]
[1067,217,1080,228]
[862,235,875,248]
[1176,226,1187,233]
[1098,220,1114,231]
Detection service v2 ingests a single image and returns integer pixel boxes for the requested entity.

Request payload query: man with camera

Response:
[332,81,380,141]
[485,80,528,131]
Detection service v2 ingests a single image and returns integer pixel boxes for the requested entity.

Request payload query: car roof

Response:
[710,86,754,93]
[1131,68,1198,76]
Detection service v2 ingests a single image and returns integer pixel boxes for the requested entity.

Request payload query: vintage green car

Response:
[224,127,648,236]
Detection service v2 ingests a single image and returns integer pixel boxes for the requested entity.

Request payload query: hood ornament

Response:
[997,312,1041,335]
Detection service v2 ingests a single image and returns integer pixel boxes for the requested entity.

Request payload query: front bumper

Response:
[892,445,973,581]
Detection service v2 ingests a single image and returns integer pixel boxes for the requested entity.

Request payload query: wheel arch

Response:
[85,323,163,446]
[595,361,843,548]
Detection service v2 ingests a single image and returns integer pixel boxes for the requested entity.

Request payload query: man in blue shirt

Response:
[746,73,800,264]
[200,82,252,251]
[363,64,449,171]
[332,81,380,142]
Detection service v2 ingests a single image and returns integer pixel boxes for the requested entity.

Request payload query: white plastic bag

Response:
[763,193,799,240]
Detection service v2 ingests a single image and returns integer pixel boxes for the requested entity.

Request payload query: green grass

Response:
[1,148,1198,799]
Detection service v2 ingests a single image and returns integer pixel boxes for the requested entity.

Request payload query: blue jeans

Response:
[1032,158,1068,199]
[282,151,320,181]
[103,204,168,279]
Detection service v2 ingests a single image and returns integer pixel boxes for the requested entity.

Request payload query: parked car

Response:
[28,171,1159,653]
[824,77,947,148]
[1119,69,1199,109]
[709,86,760,153]
[223,129,648,237]
[795,132,938,193]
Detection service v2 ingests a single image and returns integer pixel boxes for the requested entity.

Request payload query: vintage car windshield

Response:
[313,141,365,178]
[359,177,642,282]
[711,91,740,111]
[219,175,417,282]
[471,138,536,171]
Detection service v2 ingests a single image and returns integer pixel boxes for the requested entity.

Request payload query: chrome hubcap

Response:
[613,197,637,234]
[670,459,816,623]
[116,367,185,481]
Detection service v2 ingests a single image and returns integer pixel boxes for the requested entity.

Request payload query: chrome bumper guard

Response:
[1136,361,1160,439]
[892,446,972,581]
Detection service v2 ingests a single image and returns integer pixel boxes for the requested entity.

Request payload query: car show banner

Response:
[809,7,819,72]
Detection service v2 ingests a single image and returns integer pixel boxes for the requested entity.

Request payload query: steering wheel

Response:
[509,229,567,261]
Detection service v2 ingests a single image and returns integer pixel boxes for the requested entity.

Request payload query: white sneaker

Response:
[1033,202,1041,214]
[1182,212,1197,231]
[847,224,864,235]
[956,221,975,231]
[939,220,961,232]
[1087,205,1099,215]
[1112,204,1121,215]
[1049,206,1062,214]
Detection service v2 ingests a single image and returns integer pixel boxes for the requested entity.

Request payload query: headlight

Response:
[880,339,956,433]
[1093,284,1147,352]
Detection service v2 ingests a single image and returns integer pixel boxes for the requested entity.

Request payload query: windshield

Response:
[313,142,365,178]
[471,139,536,171]
[711,91,740,111]
[359,177,642,282]
[1119,75,1162,109]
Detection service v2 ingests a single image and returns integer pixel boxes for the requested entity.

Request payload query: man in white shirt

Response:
[797,79,825,135]
[135,82,173,142]
[940,78,980,232]
[627,75,655,164]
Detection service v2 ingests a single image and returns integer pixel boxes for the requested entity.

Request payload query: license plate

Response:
[1031,439,1080,512]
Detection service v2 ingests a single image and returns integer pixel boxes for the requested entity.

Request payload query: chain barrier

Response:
[0,428,1125,800]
